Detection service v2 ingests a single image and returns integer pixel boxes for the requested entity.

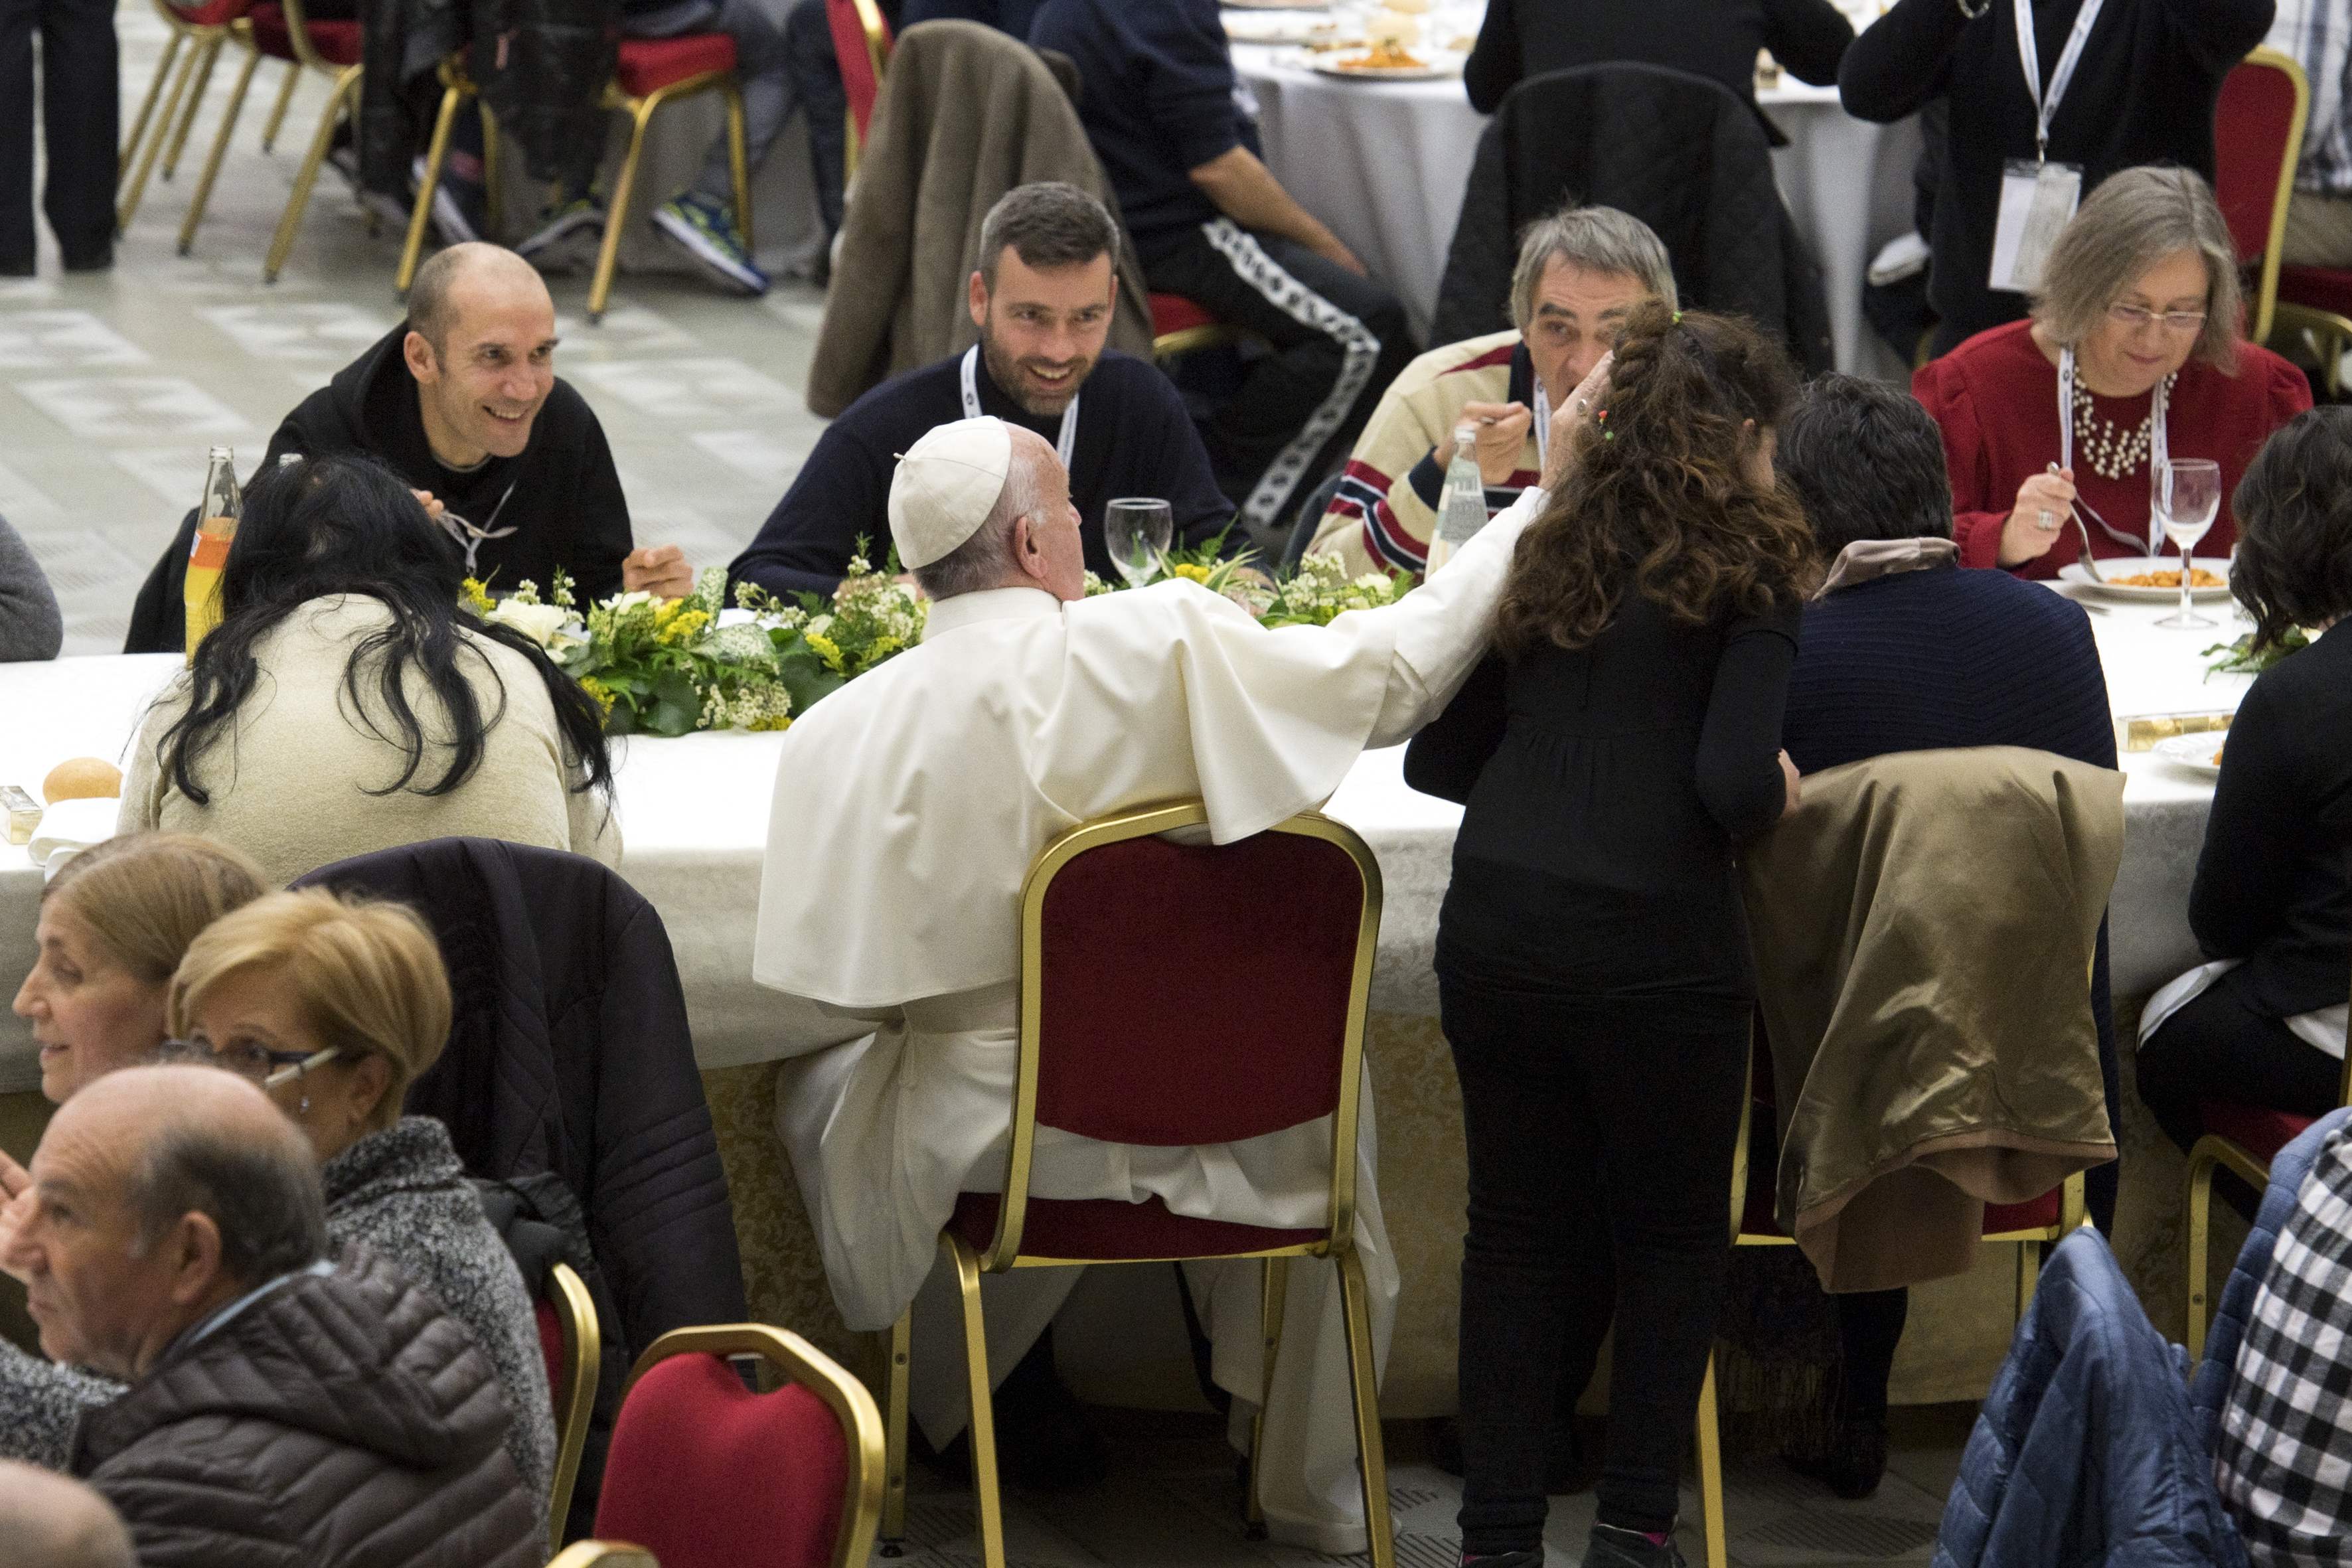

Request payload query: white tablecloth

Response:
[1229,47,1921,376]
[0,588,2252,1093]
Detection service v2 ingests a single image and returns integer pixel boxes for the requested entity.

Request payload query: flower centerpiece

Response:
[1084,530,1415,626]
[2203,624,2310,677]
[461,541,929,738]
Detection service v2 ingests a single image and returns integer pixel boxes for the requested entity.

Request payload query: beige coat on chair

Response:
[805,19,1155,418]
[1740,747,2125,1293]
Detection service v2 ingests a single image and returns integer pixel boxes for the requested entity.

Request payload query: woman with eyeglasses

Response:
[1914,165,2310,580]
[0,890,555,1535]
[118,451,617,890]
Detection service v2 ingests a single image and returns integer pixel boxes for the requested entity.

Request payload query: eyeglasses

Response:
[2108,303,2208,334]
[157,1037,343,1091]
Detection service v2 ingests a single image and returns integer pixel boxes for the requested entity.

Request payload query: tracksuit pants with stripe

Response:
[1147,217,1415,541]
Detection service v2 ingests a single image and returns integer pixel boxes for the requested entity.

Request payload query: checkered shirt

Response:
[2270,0,2352,195]
[2216,1124,2352,1565]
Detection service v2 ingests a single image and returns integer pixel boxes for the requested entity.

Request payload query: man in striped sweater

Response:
[1306,206,1676,576]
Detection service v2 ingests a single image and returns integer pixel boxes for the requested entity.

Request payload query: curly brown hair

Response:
[1496,303,1819,655]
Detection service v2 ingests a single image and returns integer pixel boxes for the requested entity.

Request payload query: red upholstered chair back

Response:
[1027,810,1377,1148]
[594,1328,884,1568]
[826,0,891,143]
[2215,48,2311,342]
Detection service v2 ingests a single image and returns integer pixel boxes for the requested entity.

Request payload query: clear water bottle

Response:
[1427,422,1488,575]
[183,446,241,661]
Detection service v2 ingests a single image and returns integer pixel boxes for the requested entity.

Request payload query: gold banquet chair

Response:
[877,800,1396,1568]
[548,1544,657,1568]
[586,35,753,323]
[2181,960,2352,1354]
[118,0,253,234]
[396,52,506,293]
[1690,1040,2086,1568]
[593,1324,886,1568]
[539,1260,602,1554]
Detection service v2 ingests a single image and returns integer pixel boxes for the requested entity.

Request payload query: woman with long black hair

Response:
[120,453,616,887]
[1406,303,1816,1568]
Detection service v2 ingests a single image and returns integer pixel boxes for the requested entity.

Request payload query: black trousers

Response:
[1443,981,1750,1550]
[2136,967,2343,1156]
[1144,220,1414,540]
[0,0,114,273]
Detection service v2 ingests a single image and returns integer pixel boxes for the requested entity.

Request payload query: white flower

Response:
[607,590,657,615]
[484,599,582,651]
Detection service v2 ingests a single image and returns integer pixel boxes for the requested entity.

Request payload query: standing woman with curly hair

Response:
[1405,303,1817,1568]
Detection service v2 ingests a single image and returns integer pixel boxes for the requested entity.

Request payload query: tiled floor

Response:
[878,1407,1976,1568]
[7,9,1982,1560]
[7,0,829,653]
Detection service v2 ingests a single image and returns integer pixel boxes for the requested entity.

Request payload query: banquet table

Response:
[1229,45,1921,377]
[0,587,2257,1405]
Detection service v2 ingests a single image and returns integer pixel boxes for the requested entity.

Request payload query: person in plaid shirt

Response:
[2268,0,2352,266]
[2217,1121,2352,1563]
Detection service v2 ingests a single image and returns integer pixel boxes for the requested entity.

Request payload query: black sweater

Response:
[2191,623,2352,1019]
[1406,591,1800,1000]
[1466,0,1853,136]
[1840,0,2274,356]
[124,326,633,653]
[728,348,1230,600]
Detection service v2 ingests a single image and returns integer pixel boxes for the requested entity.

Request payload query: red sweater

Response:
[1912,319,2310,576]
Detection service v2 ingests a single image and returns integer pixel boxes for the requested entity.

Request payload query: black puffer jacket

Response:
[1431,64,1833,374]
[73,1249,540,1568]
[291,838,747,1364]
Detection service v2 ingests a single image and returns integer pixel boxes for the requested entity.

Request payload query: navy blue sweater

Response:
[1784,565,2121,1194]
[727,348,1230,601]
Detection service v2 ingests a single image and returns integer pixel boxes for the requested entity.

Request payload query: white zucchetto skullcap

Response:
[888,416,1013,569]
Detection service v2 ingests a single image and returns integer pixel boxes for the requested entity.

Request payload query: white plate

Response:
[2056,556,2234,601]
[1222,11,1339,42]
[1307,52,1463,80]
[2152,732,2228,777]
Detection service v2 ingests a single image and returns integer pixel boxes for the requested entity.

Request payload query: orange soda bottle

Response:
[183,446,241,659]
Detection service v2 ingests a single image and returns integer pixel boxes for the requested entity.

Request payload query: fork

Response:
[2047,462,2104,584]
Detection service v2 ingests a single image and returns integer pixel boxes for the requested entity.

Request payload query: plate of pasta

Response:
[2057,556,2233,601]
[1309,40,1462,77]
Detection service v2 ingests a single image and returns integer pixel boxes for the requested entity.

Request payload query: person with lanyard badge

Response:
[729,182,1232,601]
[1841,0,2272,358]
[1914,165,2309,580]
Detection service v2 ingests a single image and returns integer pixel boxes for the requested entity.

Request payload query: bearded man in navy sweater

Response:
[728,183,1232,599]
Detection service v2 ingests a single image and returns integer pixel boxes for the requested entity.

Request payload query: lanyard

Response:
[2058,347,2170,554]
[1531,376,1551,472]
[439,479,519,576]
[960,346,1079,472]
[2015,0,2107,163]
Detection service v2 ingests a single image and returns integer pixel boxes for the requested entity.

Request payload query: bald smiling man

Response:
[127,244,692,653]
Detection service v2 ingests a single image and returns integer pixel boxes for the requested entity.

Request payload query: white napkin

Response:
[28,797,121,876]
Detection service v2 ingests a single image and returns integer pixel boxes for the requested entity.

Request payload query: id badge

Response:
[1988,159,2083,293]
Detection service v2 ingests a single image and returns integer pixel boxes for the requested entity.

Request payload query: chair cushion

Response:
[595,1352,848,1568]
[615,33,738,98]
[2280,263,2352,319]
[248,4,361,65]
[172,0,250,28]
[2215,57,2301,262]
[2198,1101,2316,1166]
[951,1192,1326,1263]
[1150,293,1219,337]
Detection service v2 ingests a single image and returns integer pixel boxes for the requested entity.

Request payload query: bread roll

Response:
[43,757,123,804]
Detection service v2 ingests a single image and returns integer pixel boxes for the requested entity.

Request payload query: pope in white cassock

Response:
[752,406,1571,1553]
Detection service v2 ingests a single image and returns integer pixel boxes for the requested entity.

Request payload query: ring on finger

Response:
[2037,509,2058,531]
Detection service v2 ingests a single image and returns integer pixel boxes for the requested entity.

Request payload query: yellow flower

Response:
[578,676,617,717]
[749,714,793,733]
[805,631,844,672]
[1171,562,1213,584]
[459,578,495,615]
[654,605,710,646]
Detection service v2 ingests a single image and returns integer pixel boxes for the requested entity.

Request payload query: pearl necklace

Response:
[2069,374,2175,481]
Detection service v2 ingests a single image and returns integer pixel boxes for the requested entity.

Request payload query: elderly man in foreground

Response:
[1,1066,540,1568]
[755,399,1580,1551]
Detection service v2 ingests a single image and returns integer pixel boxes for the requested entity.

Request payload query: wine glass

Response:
[2152,459,2221,630]
[1105,498,1174,588]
